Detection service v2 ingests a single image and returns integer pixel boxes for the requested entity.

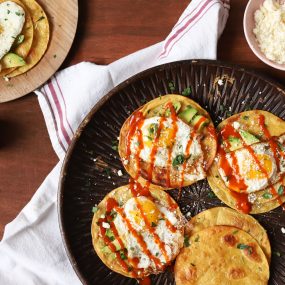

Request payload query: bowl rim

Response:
[243,0,285,71]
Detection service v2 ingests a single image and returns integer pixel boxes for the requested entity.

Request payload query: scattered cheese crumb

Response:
[117,170,123,176]
[281,227,285,234]
[233,121,240,130]
[253,0,285,64]
[248,193,257,203]
[3,76,9,82]
[217,79,223,86]
[102,222,110,229]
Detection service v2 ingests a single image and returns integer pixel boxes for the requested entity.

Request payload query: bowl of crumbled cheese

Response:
[244,0,285,70]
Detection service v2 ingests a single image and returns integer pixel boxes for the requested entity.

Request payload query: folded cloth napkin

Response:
[0,1,230,284]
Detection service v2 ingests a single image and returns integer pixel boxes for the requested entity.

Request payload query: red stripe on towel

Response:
[54,76,74,136]
[42,86,67,153]
[48,81,71,146]
[159,0,212,57]
[163,0,223,58]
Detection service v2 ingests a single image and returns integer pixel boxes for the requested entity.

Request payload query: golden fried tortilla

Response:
[7,0,49,77]
[91,184,185,278]
[0,0,34,75]
[208,110,285,214]
[175,225,269,285]
[119,95,217,189]
[185,207,271,262]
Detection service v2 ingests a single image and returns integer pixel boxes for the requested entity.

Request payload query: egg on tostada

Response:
[0,0,49,78]
[118,94,218,189]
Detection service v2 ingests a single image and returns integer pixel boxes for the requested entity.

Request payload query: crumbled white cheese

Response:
[3,76,9,82]
[281,227,285,234]
[102,222,110,229]
[117,170,123,176]
[217,79,224,86]
[248,193,257,203]
[233,121,240,130]
[253,0,285,64]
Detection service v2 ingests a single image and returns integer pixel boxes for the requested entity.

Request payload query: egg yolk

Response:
[243,154,273,180]
[129,197,160,226]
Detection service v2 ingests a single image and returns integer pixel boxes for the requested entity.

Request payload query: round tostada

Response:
[185,207,271,263]
[207,110,285,214]
[119,94,217,189]
[91,182,185,278]
[0,0,49,78]
[174,225,270,285]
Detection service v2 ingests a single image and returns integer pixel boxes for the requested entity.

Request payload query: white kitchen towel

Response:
[0,1,230,284]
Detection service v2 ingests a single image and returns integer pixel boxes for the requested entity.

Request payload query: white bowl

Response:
[243,0,285,71]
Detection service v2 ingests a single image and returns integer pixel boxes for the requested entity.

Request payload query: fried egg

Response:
[129,116,206,181]
[113,195,184,271]
[0,1,25,60]
[218,136,285,193]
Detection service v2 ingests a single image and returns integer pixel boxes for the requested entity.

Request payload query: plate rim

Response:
[58,59,285,284]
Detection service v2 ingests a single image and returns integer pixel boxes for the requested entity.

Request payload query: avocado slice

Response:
[239,129,260,144]
[105,228,115,241]
[191,114,209,131]
[1,53,26,69]
[178,106,198,122]
[227,130,260,151]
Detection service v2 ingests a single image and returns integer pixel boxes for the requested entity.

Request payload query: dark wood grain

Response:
[0,0,284,239]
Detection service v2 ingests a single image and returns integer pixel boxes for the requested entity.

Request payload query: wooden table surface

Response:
[1,0,285,239]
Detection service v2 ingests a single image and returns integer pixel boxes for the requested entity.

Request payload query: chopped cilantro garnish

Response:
[104,168,111,176]
[119,250,127,260]
[181,87,191,96]
[169,81,175,92]
[16,34,24,45]
[151,222,157,227]
[184,236,190,247]
[194,235,200,242]
[262,192,273,199]
[172,154,185,167]
[243,115,249,120]
[207,191,216,198]
[237,243,253,254]
[232,230,239,235]
[273,251,281,257]
[278,185,284,196]
[92,206,98,213]
[37,16,45,22]
[148,123,158,135]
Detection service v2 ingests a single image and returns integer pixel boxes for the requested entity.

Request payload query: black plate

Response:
[59,60,285,285]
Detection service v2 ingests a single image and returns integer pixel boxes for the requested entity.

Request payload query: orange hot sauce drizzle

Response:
[219,125,248,191]
[179,116,206,194]
[259,115,281,168]
[134,198,170,264]
[257,115,284,208]
[218,124,251,213]
[115,206,164,270]
[125,111,145,180]
[99,198,133,275]
[166,103,179,187]
[147,116,167,183]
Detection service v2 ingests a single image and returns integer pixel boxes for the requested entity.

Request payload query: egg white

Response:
[0,1,25,60]
[218,139,285,193]
[129,116,206,180]
[113,196,184,271]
